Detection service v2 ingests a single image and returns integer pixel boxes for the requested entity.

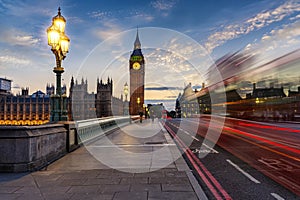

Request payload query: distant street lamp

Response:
[137,97,140,105]
[47,7,70,121]
[123,83,129,116]
[143,104,147,119]
[137,97,141,112]
[124,82,128,101]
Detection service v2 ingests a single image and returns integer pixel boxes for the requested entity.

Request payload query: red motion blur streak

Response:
[223,126,300,156]
[164,124,232,200]
[199,117,300,157]
[238,122,300,133]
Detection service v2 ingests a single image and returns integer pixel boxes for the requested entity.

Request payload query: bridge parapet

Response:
[0,124,67,172]
[0,116,131,172]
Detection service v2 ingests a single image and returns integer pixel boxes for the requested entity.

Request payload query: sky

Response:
[1,0,300,110]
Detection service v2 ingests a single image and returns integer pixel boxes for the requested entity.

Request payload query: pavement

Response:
[0,119,206,200]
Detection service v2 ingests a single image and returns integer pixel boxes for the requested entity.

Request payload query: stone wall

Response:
[0,124,67,172]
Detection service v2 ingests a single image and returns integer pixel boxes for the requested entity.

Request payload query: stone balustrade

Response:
[0,116,132,172]
[0,124,67,172]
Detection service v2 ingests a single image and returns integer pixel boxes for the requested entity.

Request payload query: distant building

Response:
[0,78,12,95]
[95,78,113,118]
[288,86,300,97]
[129,30,145,115]
[21,87,29,96]
[69,77,125,120]
[0,89,50,125]
[197,87,211,114]
[176,82,242,117]
[112,95,124,116]
[0,79,70,125]
[288,86,300,120]
[69,77,96,121]
[247,83,286,99]
[175,93,182,118]
[95,78,124,118]
[46,83,55,95]
[176,83,199,118]
[46,83,66,96]
[31,90,46,98]
[0,74,128,125]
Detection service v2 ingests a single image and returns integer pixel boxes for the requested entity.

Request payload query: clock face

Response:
[132,62,141,70]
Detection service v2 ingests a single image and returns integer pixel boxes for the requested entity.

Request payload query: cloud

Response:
[90,9,154,42]
[14,35,40,46]
[93,21,123,41]
[290,14,300,20]
[88,11,111,20]
[0,29,40,47]
[165,95,177,99]
[247,20,300,53]
[0,0,53,17]
[151,0,176,11]
[205,1,300,53]
[68,16,84,24]
[0,55,31,68]
[89,8,155,24]
[129,12,154,22]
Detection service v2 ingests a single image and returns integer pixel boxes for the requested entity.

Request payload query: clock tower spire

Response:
[129,28,145,115]
[134,28,141,50]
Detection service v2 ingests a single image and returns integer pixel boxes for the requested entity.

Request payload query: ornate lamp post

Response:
[124,82,128,101]
[47,7,70,121]
[123,83,129,116]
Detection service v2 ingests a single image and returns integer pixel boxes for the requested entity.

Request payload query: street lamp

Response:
[143,104,147,119]
[137,97,141,112]
[47,7,70,121]
[123,83,129,116]
[124,82,128,101]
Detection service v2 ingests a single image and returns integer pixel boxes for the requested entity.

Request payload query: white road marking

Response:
[184,130,191,135]
[270,193,285,200]
[171,123,218,152]
[191,136,200,141]
[203,143,219,153]
[226,159,261,184]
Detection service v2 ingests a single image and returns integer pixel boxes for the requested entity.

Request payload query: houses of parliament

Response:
[0,30,145,125]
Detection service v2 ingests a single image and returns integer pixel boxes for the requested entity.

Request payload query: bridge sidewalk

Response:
[0,119,206,200]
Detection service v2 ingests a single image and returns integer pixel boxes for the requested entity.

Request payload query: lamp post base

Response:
[50,95,68,122]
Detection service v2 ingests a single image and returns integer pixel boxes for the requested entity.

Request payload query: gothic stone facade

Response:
[95,78,124,118]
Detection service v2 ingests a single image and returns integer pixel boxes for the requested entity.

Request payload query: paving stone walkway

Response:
[0,119,206,200]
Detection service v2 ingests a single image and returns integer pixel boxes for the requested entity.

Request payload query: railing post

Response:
[60,121,79,152]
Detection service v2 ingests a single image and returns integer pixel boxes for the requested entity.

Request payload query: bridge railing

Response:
[0,116,138,172]
[75,116,131,145]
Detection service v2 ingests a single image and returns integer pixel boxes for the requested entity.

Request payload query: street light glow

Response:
[47,25,60,49]
[60,34,70,54]
[47,7,70,60]
[52,7,66,33]
[46,7,70,122]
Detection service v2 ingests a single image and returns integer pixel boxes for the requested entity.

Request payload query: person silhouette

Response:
[139,111,143,123]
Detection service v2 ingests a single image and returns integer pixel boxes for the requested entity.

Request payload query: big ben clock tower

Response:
[129,29,145,115]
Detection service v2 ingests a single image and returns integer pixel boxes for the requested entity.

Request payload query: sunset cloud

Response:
[0,29,40,47]
[0,55,31,69]
[205,1,300,53]
[150,0,176,11]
